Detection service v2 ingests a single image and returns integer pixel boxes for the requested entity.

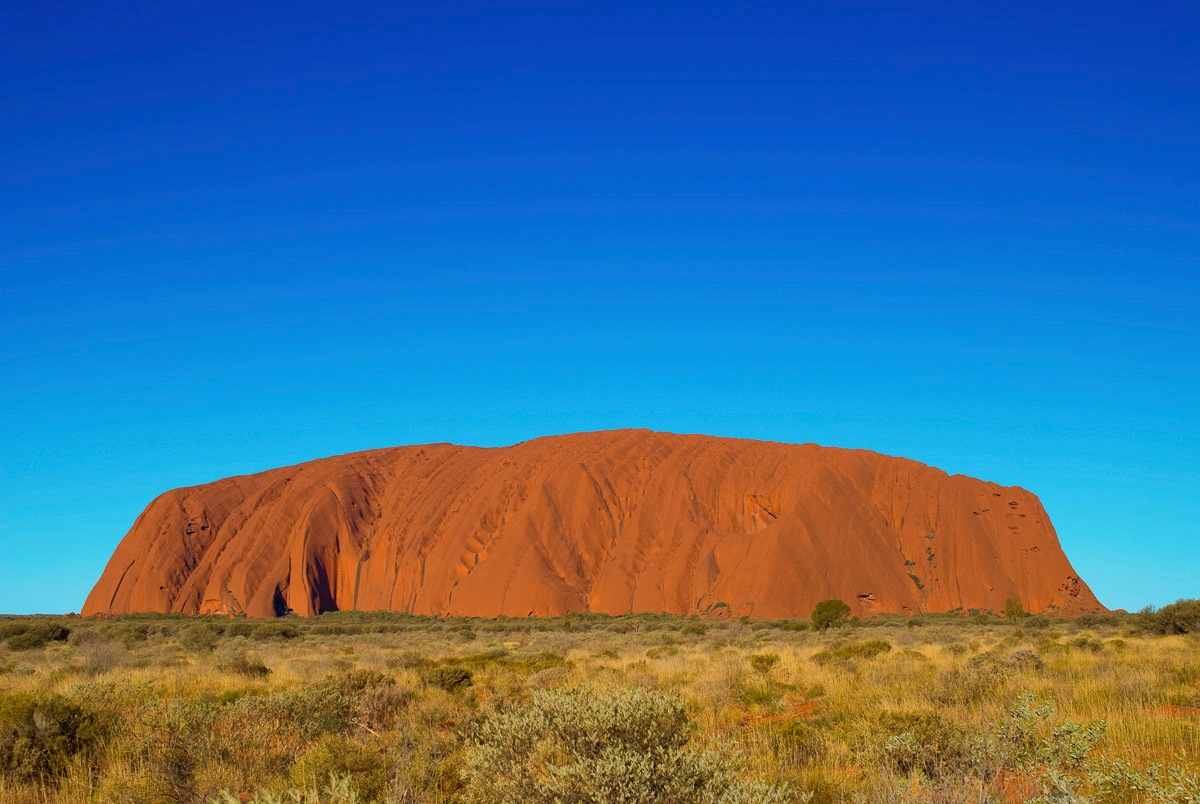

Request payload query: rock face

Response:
[83,430,1104,618]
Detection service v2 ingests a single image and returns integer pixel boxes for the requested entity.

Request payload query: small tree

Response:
[1004,598,1028,619]
[811,599,851,631]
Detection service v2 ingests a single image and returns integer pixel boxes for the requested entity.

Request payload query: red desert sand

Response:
[84,430,1104,619]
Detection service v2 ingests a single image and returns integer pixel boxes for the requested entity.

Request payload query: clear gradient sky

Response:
[2,1,1197,615]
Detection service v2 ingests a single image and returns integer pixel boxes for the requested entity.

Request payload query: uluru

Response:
[83,430,1103,619]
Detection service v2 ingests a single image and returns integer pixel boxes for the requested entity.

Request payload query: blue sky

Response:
[1,1,1196,614]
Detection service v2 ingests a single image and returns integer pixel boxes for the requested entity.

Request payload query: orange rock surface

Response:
[83,430,1104,618]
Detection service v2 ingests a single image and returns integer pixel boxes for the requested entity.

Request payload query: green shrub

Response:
[390,651,433,671]
[5,633,46,651]
[875,709,969,779]
[1004,598,1028,619]
[1006,649,1045,672]
[931,651,1037,705]
[358,683,413,730]
[321,669,411,730]
[1023,614,1052,630]
[232,683,359,740]
[38,622,70,643]
[0,620,69,641]
[331,669,394,693]
[289,735,390,801]
[219,652,272,678]
[749,653,781,676]
[3,621,70,651]
[80,641,123,676]
[0,691,103,781]
[1072,635,1105,653]
[1074,612,1124,628]
[738,682,783,707]
[812,639,892,665]
[439,650,569,679]
[463,685,789,803]
[225,620,254,639]
[762,720,826,767]
[972,692,1107,774]
[1142,599,1200,635]
[217,773,360,804]
[811,599,851,631]
[103,622,150,646]
[423,666,474,693]
[180,622,221,652]
[250,623,301,641]
[1085,755,1200,803]
[134,701,211,800]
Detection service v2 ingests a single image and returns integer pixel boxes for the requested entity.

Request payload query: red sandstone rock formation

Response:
[83,430,1104,618]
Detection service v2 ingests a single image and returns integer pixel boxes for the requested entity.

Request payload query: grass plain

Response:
[1,608,1198,803]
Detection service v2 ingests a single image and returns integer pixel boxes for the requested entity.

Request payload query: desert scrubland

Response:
[1,604,1199,803]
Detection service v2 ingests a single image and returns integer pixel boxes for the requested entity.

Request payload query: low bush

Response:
[179,622,222,652]
[233,683,360,741]
[289,734,390,801]
[250,623,301,641]
[1023,614,1052,630]
[423,666,473,693]
[79,641,123,676]
[1072,634,1106,653]
[225,620,254,639]
[217,773,360,804]
[762,720,826,767]
[103,622,151,646]
[1141,599,1200,635]
[390,651,433,671]
[0,691,103,781]
[1085,755,1200,803]
[811,639,891,665]
[2,621,70,651]
[973,692,1107,775]
[5,633,48,651]
[463,685,790,803]
[738,682,782,707]
[935,649,1046,707]
[749,653,781,676]
[219,652,272,678]
[874,709,970,779]
[1006,649,1045,672]
[357,684,413,730]
[331,669,394,694]
[325,669,412,730]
